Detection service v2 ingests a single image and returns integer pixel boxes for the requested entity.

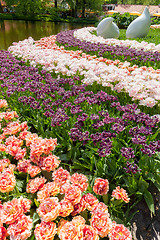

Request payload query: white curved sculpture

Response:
[126,7,151,38]
[97,17,119,39]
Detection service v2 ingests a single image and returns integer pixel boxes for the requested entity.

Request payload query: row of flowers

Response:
[56,29,160,69]
[0,99,132,240]
[8,34,160,108]
[73,27,160,53]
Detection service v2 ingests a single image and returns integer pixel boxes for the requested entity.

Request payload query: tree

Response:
[5,0,49,16]
[66,0,103,17]
[55,0,57,8]
[82,0,104,16]
[85,0,104,11]
[4,0,15,8]
[64,0,76,17]
[0,3,3,13]
[81,0,86,18]
[105,0,117,3]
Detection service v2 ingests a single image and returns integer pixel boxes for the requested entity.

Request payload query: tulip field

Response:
[0,27,160,239]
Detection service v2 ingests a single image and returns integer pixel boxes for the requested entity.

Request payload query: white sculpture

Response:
[97,17,119,39]
[126,7,151,38]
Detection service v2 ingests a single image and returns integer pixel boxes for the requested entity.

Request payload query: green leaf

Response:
[80,210,88,222]
[136,191,143,196]
[16,180,24,192]
[155,152,160,161]
[73,161,90,170]
[145,173,155,182]
[154,182,160,192]
[150,129,160,141]
[32,212,40,224]
[58,154,70,162]
[111,216,124,224]
[28,235,36,240]
[154,173,160,183]
[102,194,109,205]
[144,189,155,215]
[34,199,40,208]
[127,176,138,193]
[138,176,149,193]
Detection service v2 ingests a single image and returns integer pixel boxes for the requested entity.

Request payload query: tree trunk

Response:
[0,3,3,13]
[55,0,57,8]
[74,0,78,18]
[82,0,85,18]
[71,8,74,17]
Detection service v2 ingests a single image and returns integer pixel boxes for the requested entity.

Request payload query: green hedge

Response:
[98,12,160,29]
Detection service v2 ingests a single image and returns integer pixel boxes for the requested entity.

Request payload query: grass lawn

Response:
[119,28,160,45]
[92,28,160,45]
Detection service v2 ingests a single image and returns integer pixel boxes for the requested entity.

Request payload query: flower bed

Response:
[0,99,133,240]
[0,48,160,222]
[73,27,160,52]
[1,27,160,239]
[56,29,160,69]
[8,35,160,108]
[150,24,160,29]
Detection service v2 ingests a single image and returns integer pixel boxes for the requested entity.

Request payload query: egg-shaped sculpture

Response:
[97,17,119,39]
[126,7,151,38]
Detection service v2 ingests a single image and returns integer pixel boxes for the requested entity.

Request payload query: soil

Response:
[130,185,160,240]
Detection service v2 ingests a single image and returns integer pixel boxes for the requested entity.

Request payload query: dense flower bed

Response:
[0,49,160,221]
[73,27,160,52]
[0,99,133,240]
[8,35,160,108]
[56,29,160,69]
[1,26,160,239]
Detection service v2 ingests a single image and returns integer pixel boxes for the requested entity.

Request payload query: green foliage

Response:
[84,0,104,11]
[96,12,160,30]
[65,0,103,18]
[144,190,155,215]
[0,13,15,20]
[46,7,61,21]
[111,12,137,29]
[152,16,160,25]
[66,0,104,11]
[65,0,76,9]
[3,0,15,8]
[109,12,160,28]
[5,0,49,16]
[105,0,118,3]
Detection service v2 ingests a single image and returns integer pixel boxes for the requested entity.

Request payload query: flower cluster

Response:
[0,97,58,179]
[33,174,131,240]
[112,186,130,203]
[56,28,160,68]
[1,197,32,240]
[62,27,160,72]
[74,27,160,53]
[0,99,132,239]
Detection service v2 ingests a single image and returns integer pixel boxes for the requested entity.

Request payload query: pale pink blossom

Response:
[37,197,60,222]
